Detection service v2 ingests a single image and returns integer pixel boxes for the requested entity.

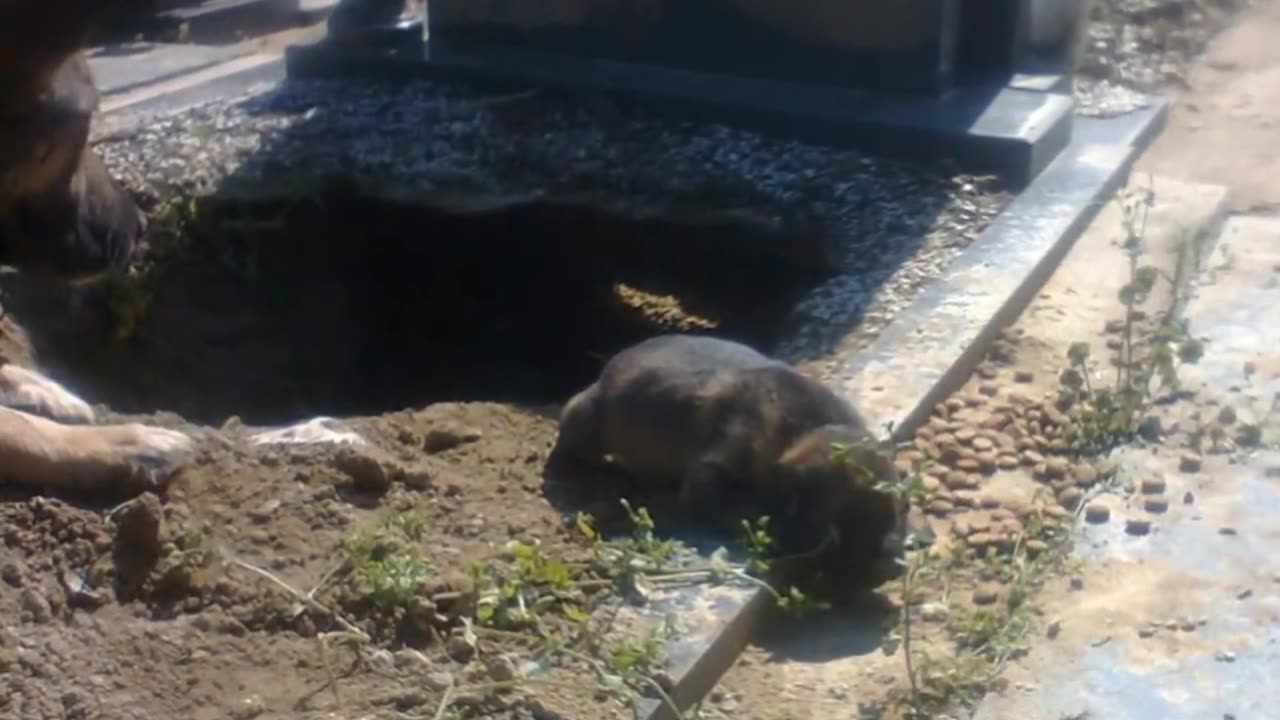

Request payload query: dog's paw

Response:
[65,423,194,492]
[0,365,95,424]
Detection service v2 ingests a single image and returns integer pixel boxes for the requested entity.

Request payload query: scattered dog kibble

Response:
[1237,589,1253,600]
[1143,497,1170,514]
[1140,477,1167,494]
[1014,370,1034,383]
[1179,453,1203,473]
[1070,577,1085,591]
[1214,650,1237,663]
[1219,527,1238,536]
[1138,626,1158,639]
[1125,518,1153,536]
[1184,491,1195,505]
[1084,503,1111,524]
[1046,619,1061,639]
[972,582,1002,606]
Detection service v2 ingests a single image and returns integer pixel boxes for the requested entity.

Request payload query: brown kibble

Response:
[1013,370,1034,383]
[977,365,999,379]
[978,382,999,398]
[1033,434,1052,452]
[972,436,995,452]
[928,416,950,433]
[972,582,1002,605]
[996,454,1020,470]
[1179,453,1203,473]
[1105,319,1125,333]
[956,458,981,472]
[1125,519,1153,536]
[1084,503,1111,524]
[945,398,965,412]
[1025,539,1049,556]
[1106,337,1123,351]
[1140,477,1167,495]
[934,432,958,450]
[926,500,955,516]
[967,532,996,548]
[1045,457,1070,479]
[1144,497,1170,514]
[1021,449,1045,465]
[944,472,978,491]
[963,393,986,407]
[1042,504,1070,519]
[955,427,977,444]
[1057,487,1084,510]
[1071,463,1100,487]
[979,495,1003,509]
[976,452,998,472]
[951,492,979,508]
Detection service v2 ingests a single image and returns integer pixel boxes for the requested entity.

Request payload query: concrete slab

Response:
[971,215,1280,720]
[87,42,257,97]
[283,40,1075,188]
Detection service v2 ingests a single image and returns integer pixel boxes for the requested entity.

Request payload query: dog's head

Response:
[0,2,149,283]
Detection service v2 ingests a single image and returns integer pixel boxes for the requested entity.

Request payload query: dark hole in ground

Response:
[6,180,834,426]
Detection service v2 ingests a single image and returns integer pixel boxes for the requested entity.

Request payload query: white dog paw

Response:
[0,365,95,424]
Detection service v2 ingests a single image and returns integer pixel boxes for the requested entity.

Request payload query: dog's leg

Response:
[0,363,95,423]
[0,406,192,492]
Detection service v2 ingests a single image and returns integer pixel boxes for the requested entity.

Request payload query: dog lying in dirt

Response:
[0,1,193,493]
[551,334,906,583]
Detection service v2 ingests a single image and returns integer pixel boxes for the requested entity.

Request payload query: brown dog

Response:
[0,1,192,493]
[551,334,905,582]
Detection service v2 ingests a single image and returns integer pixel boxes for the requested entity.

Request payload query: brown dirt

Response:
[0,186,820,719]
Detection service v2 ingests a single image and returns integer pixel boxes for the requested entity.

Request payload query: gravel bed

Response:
[92,78,1009,366]
[1076,0,1252,116]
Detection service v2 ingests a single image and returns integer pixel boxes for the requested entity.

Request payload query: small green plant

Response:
[342,511,433,612]
[1058,186,1205,456]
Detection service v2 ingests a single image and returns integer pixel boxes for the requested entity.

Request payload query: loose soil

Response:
[0,186,823,720]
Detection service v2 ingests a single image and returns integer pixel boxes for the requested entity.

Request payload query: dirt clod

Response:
[113,492,165,558]
[423,425,483,454]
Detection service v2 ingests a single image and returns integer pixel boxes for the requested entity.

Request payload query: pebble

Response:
[1125,519,1153,536]
[19,587,53,623]
[424,671,455,691]
[972,582,1002,606]
[919,603,950,622]
[1084,503,1110,523]
[1179,453,1204,473]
